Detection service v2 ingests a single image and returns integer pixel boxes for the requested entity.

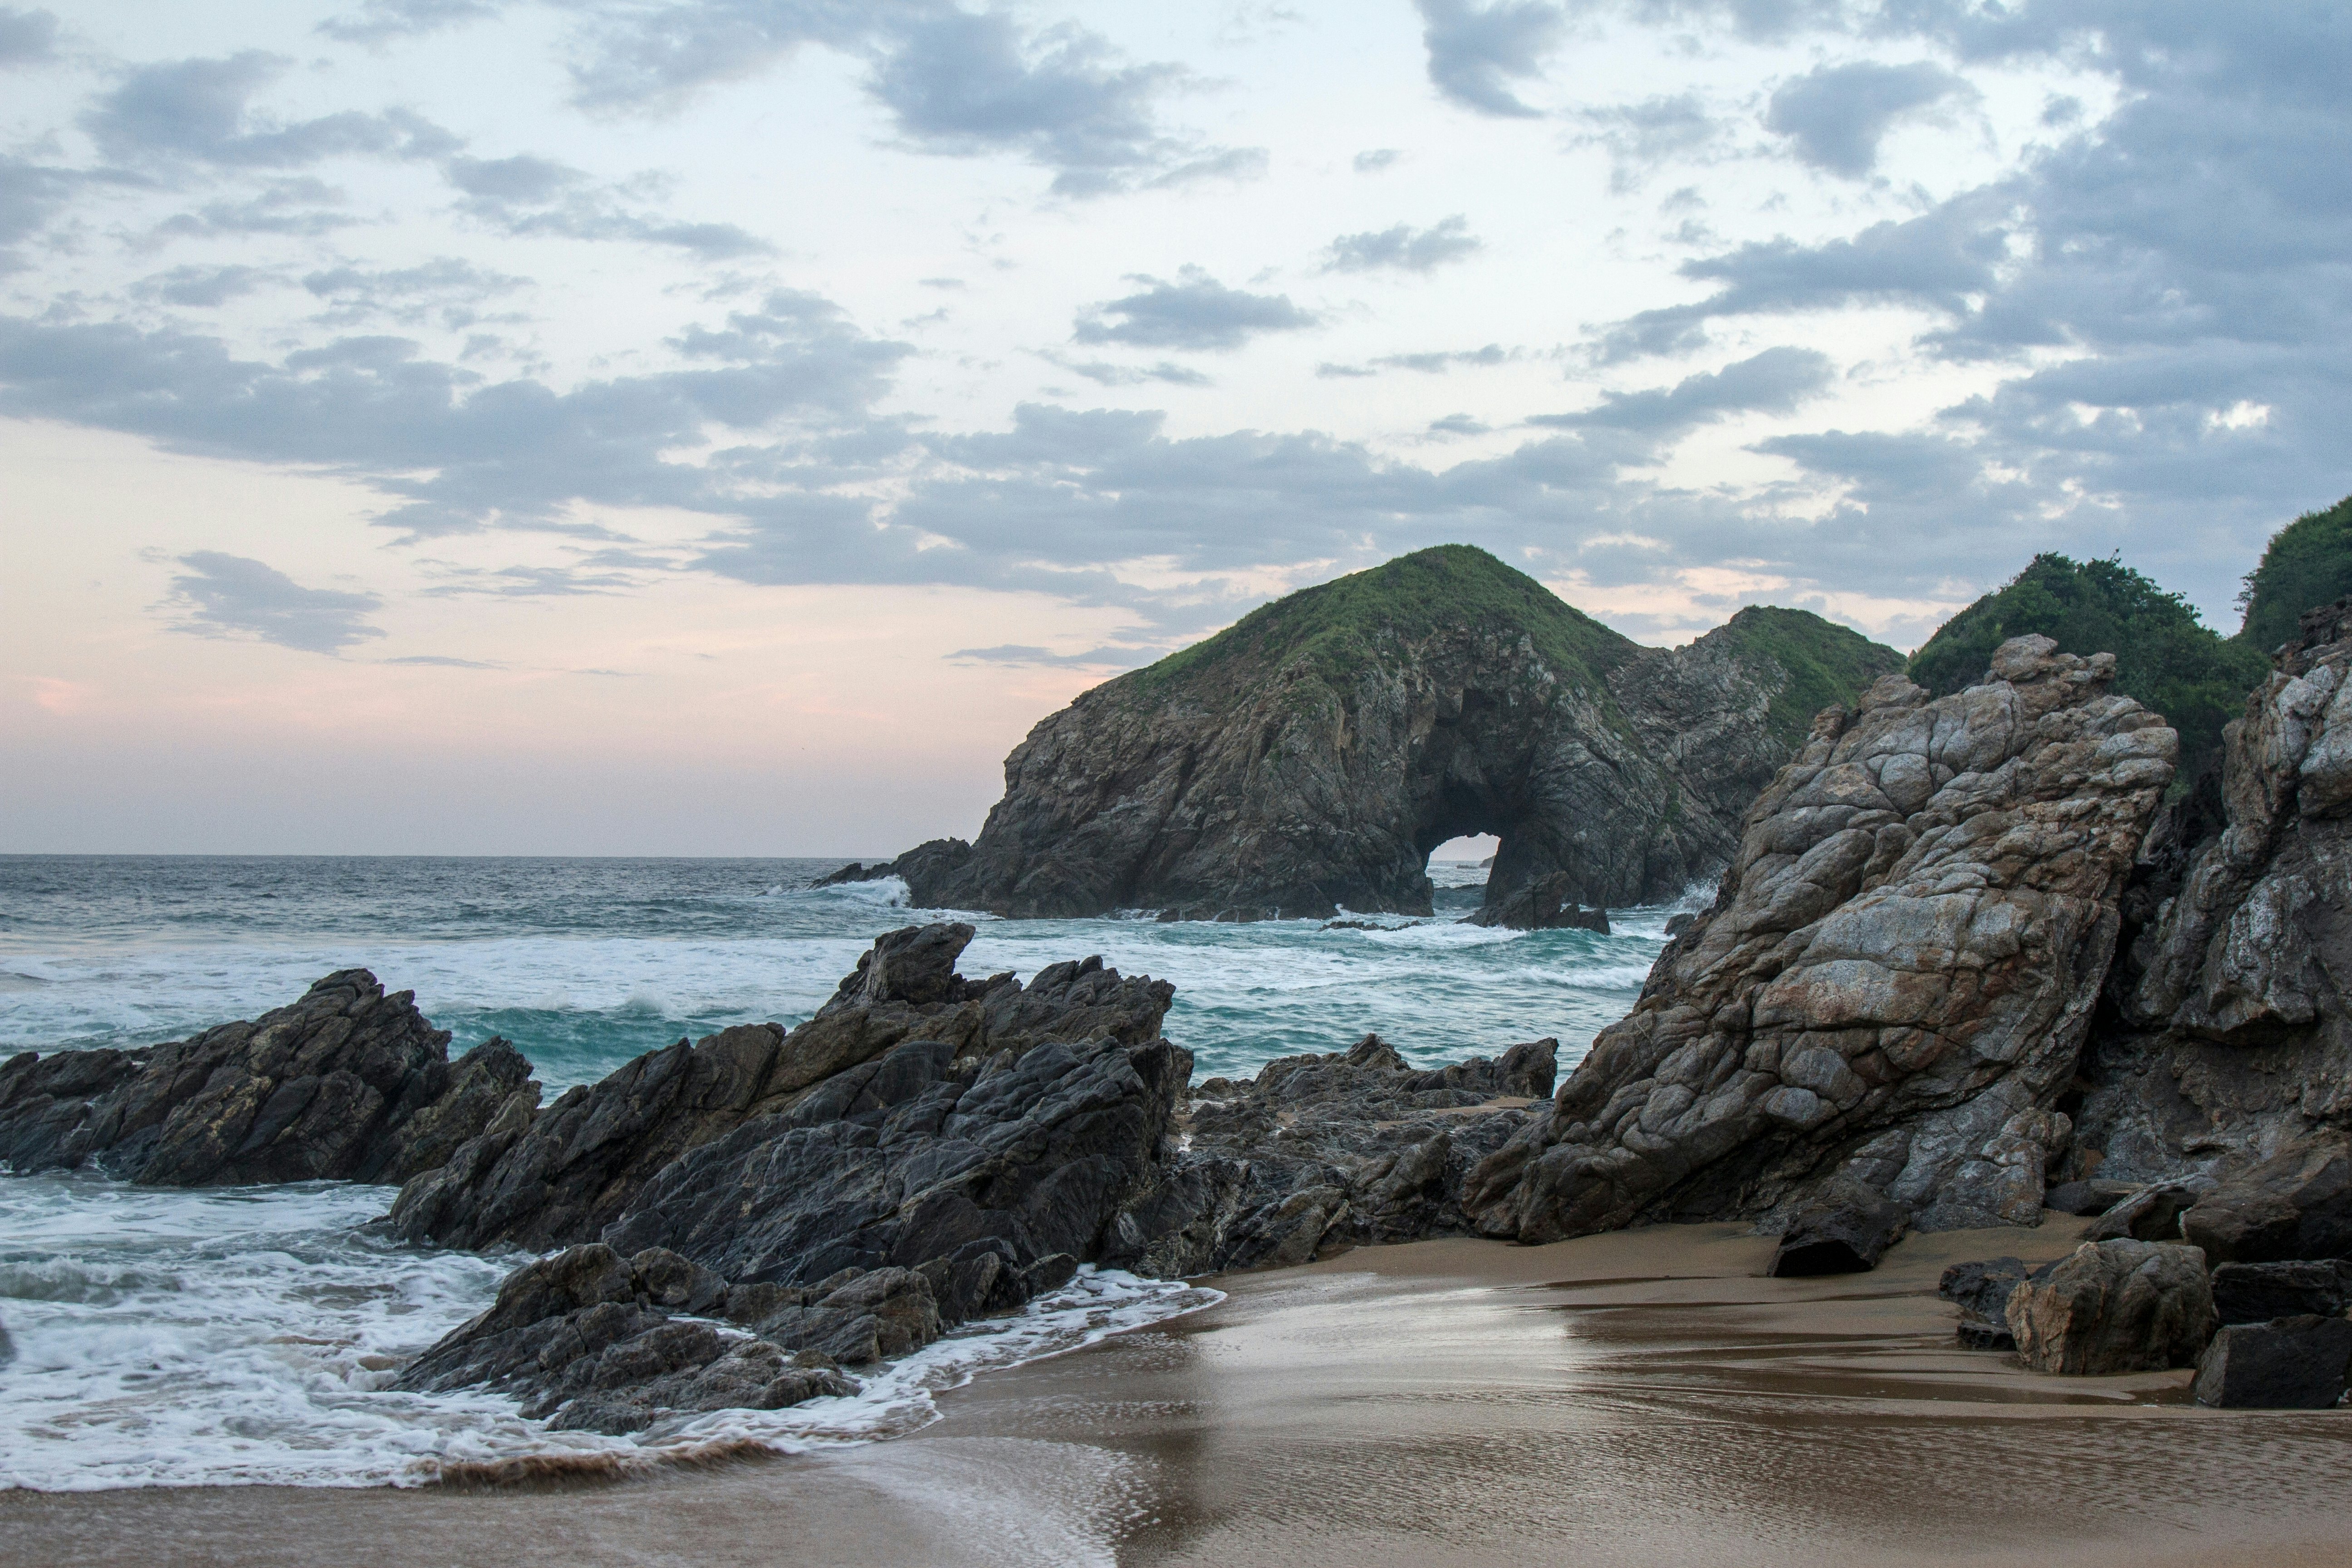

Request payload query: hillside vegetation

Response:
[1908,554,2267,783]
[2239,494,2352,652]
[1704,604,1906,752]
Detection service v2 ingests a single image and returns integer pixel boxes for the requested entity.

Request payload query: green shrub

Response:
[2238,495,2352,653]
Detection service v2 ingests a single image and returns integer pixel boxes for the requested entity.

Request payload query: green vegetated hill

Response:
[1112,544,1644,701]
[2239,495,2352,653]
[1704,604,1907,753]
[1910,554,2268,784]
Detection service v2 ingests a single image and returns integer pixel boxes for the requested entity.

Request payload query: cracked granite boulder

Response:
[1462,635,2177,1242]
[0,970,535,1187]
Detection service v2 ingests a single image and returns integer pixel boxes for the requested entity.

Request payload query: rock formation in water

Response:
[1461,635,2180,1242]
[862,546,1900,922]
[0,971,534,1186]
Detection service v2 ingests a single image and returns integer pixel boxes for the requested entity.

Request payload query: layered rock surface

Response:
[1460,636,2179,1242]
[869,548,1899,921]
[0,971,534,1186]
[2076,597,2352,1190]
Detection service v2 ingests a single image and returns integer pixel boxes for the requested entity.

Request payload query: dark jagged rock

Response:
[0,972,535,1187]
[2210,1259,2352,1323]
[2004,1239,2216,1375]
[872,549,1900,921]
[1102,1033,1558,1278]
[1460,637,2177,1244]
[2074,597,2352,1188]
[1941,1256,2031,1321]
[1462,873,1610,933]
[1766,1180,1909,1276]
[2193,1315,2352,1409]
[388,924,1174,1252]
[395,1244,861,1435]
[1956,1318,2015,1351]
[2084,1183,2199,1243]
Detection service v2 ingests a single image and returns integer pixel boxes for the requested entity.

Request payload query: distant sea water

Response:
[0,854,1700,1491]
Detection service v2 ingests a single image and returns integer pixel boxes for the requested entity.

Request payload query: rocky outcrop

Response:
[0,971,534,1186]
[1462,873,1610,932]
[1460,637,2177,1243]
[387,924,1173,1251]
[1766,1179,1909,1276]
[2075,597,2352,1185]
[2004,1239,2217,1374]
[1102,1033,1557,1278]
[2210,1259,2352,1323]
[870,548,1900,921]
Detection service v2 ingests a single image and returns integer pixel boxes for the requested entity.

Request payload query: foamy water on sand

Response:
[0,854,1684,1490]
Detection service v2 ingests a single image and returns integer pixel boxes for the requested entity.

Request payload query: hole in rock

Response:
[1425,834,1497,910]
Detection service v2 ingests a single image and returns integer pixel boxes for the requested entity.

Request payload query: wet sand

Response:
[11,1213,2352,1567]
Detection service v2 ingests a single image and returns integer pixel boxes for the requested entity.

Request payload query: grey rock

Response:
[2005,1240,2217,1375]
[1955,1317,2016,1351]
[2178,1137,2352,1264]
[1767,1181,1910,1275]
[1103,1034,1558,1278]
[0,972,535,1187]
[387,925,1174,1252]
[2045,1179,2141,1216]
[874,552,1899,921]
[2084,1184,2198,1243]
[2192,1315,2352,1409]
[1463,638,2176,1243]
[1463,874,1610,932]
[1940,1256,2032,1322]
[2210,1259,2352,1324]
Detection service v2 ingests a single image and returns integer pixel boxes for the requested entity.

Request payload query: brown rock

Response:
[2004,1239,2217,1374]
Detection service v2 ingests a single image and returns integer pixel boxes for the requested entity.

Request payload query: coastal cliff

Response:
[873,545,1899,921]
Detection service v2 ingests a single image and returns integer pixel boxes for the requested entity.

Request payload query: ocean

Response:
[0,855,1695,1491]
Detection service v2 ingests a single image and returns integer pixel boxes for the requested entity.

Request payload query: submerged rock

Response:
[2192,1315,2352,1409]
[1462,873,1610,933]
[2004,1240,2216,1375]
[868,548,1899,921]
[1462,637,2177,1242]
[0,972,535,1187]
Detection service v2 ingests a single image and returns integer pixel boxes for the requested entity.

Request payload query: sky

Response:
[3,1,2347,855]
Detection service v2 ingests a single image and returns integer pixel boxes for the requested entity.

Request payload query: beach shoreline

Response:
[10,1214,2352,1567]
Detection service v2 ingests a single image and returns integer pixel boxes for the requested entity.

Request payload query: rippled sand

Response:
[11,1213,2352,1568]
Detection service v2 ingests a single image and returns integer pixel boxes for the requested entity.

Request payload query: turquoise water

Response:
[0,855,1693,1087]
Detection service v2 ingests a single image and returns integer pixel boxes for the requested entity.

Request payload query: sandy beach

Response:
[10,1213,2352,1568]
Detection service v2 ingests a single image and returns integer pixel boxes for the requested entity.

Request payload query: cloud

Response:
[1318,343,1512,377]
[945,643,1146,668]
[1056,358,1213,387]
[84,53,457,168]
[132,264,274,307]
[1764,60,1972,177]
[302,257,528,325]
[1575,94,1719,190]
[164,551,387,653]
[1353,148,1401,172]
[562,2,1240,197]
[442,153,771,258]
[382,653,503,667]
[318,0,500,44]
[1428,412,1491,435]
[1415,0,1564,118]
[152,178,368,240]
[1072,269,1318,351]
[1322,215,1482,273]
[1531,346,1833,435]
[0,6,58,66]
[0,156,76,270]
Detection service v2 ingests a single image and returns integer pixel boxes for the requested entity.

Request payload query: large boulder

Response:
[2004,1239,2217,1374]
[0,971,534,1186]
[1462,637,2176,1241]
[2178,1137,2352,1264]
[1766,1180,1910,1276]
[387,926,1174,1251]
[2192,1315,2352,1409]
[2210,1259,2352,1323]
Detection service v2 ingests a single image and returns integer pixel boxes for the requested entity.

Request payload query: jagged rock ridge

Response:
[872,546,1900,921]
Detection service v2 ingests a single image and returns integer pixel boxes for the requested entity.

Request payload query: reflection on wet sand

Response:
[9,1216,2352,1568]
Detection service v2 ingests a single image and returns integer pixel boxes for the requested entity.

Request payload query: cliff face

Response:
[894,548,1900,921]
[2076,597,2352,1183]
[1461,636,2180,1240]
